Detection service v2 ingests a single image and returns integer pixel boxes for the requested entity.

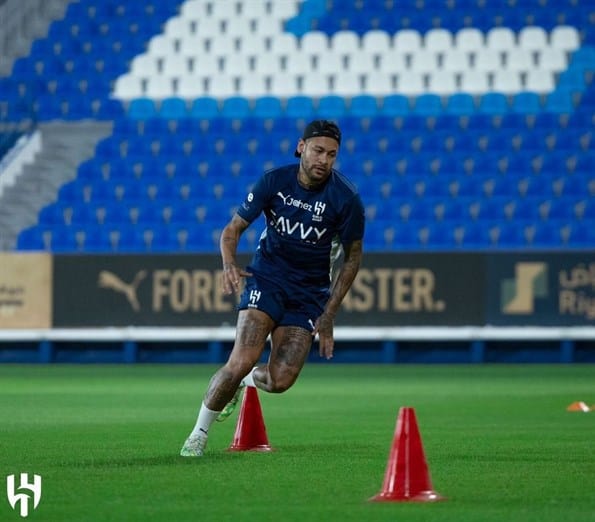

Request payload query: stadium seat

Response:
[349,95,379,117]
[253,96,283,119]
[317,95,348,118]
[159,97,188,119]
[128,98,158,119]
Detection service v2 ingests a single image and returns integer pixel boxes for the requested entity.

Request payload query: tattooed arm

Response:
[313,239,363,359]
[220,214,252,295]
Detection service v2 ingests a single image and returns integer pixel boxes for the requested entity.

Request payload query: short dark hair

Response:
[294,120,342,157]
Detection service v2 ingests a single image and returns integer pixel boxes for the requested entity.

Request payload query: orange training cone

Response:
[228,386,273,452]
[370,407,445,502]
[566,401,591,412]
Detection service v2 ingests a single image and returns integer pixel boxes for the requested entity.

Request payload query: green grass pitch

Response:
[1,364,594,521]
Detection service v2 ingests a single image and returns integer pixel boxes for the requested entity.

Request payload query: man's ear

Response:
[297,139,305,155]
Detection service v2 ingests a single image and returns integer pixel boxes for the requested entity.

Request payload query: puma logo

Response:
[98,270,147,311]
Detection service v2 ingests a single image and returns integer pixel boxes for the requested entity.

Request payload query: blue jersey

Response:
[237,163,365,288]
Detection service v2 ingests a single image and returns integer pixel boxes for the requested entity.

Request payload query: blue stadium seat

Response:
[189,97,220,119]
[317,95,348,119]
[380,94,410,117]
[38,202,67,226]
[349,95,379,117]
[544,91,574,113]
[285,96,315,119]
[159,97,188,119]
[444,93,476,115]
[413,94,443,116]
[16,226,47,250]
[511,92,542,114]
[221,96,251,119]
[128,98,158,119]
[253,96,283,118]
[478,93,510,114]
[50,225,81,252]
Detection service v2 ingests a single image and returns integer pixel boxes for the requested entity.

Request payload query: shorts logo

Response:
[248,290,261,308]
[501,262,548,314]
[6,473,42,518]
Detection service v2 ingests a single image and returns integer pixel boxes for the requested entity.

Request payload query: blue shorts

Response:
[238,274,329,332]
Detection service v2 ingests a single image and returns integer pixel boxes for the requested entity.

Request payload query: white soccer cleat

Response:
[180,433,208,457]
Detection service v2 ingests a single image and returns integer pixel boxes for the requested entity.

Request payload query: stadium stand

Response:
[0,0,593,253]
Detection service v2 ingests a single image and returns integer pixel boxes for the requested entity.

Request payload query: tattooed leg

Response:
[203,309,274,410]
[253,326,312,393]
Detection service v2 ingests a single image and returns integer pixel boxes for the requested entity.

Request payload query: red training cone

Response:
[228,386,273,452]
[370,407,445,502]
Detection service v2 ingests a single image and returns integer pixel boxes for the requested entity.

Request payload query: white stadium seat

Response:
[164,16,196,40]
[361,30,392,55]
[147,35,177,58]
[518,26,548,51]
[162,55,191,77]
[427,70,458,96]
[347,50,381,73]
[131,54,160,76]
[239,74,270,98]
[206,75,238,98]
[410,50,440,73]
[331,71,363,97]
[454,28,484,52]
[178,36,209,58]
[300,31,330,56]
[424,28,454,52]
[269,74,301,97]
[460,70,490,95]
[113,74,144,99]
[330,31,361,54]
[504,49,535,72]
[486,27,517,51]
[397,72,426,96]
[300,73,332,97]
[315,53,347,74]
[177,75,206,98]
[393,29,423,53]
[145,76,174,99]
[378,50,408,74]
[442,50,472,73]
[550,25,580,52]
[363,71,395,96]
[525,70,555,94]
[492,70,523,95]
[473,49,503,72]
[536,47,567,72]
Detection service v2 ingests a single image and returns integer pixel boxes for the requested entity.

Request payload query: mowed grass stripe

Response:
[0,364,593,522]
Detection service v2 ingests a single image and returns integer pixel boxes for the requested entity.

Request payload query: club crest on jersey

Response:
[312,201,326,222]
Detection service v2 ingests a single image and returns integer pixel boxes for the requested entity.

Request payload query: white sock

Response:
[241,367,257,387]
[189,402,220,438]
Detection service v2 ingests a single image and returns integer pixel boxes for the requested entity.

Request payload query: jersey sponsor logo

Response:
[272,215,327,243]
[277,191,313,212]
[277,192,327,224]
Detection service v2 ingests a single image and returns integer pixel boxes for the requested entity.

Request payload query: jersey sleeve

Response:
[236,172,272,224]
[338,193,365,244]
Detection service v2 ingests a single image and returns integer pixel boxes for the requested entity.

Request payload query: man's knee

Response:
[266,368,299,393]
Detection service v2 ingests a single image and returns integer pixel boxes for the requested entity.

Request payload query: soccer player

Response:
[181,120,365,456]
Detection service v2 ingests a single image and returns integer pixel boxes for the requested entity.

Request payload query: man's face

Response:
[298,136,339,185]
